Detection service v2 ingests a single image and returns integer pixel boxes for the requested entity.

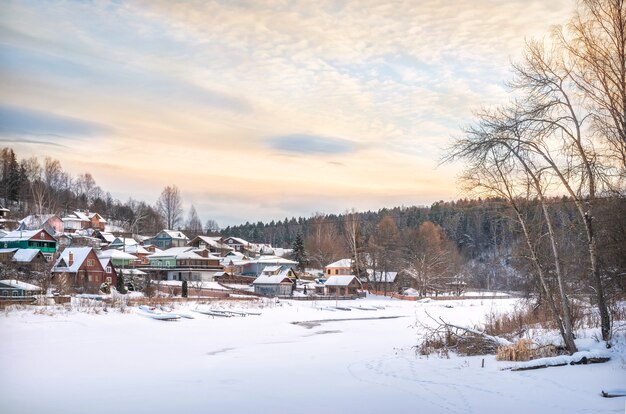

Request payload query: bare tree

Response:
[156,185,183,230]
[558,0,626,168]
[186,205,203,234]
[343,209,366,279]
[403,221,458,298]
[305,213,345,269]
[204,219,220,233]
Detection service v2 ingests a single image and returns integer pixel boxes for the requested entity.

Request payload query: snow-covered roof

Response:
[99,257,111,269]
[1,229,53,241]
[52,247,94,273]
[192,236,233,250]
[124,244,150,255]
[12,249,41,263]
[223,236,249,245]
[118,268,147,276]
[18,214,58,230]
[252,274,293,285]
[0,279,41,291]
[98,232,116,243]
[262,265,281,273]
[158,230,188,240]
[255,255,298,265]
[326,259,352,268]
[112,236,137,246]
[368,271,398,283]
[324,275,360,286]
[98,249,138,260]
[147,246,194,259]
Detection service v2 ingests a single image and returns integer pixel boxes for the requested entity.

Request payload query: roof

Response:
[223,236,249,245]
[118,268,147,276]
[157,230,188,240]
[147,246,194,259]
[124,244,150,255]
[325,275,361,286]
[255,256,298,265]
[98,257,111,269]
[12,249,41,263]
[368,271,398,283]
[191,236,233,250]
[326,259,352,268]
[0,279,41,291]
[262,265,281,273]
[97,232,117,243]
[18,214,59,230]
[252,274,293,285]
[98,249,138,260]
[0,229,55,242]
[52,247,94,273]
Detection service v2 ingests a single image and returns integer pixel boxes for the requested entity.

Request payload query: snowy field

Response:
[1,296,624,414]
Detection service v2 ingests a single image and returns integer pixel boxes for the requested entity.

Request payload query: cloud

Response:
[266,134,360,155]
[0,105,111,137]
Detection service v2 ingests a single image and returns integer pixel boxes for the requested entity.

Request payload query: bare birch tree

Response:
[156,185,183,230]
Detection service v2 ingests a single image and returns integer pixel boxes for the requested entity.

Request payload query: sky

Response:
[0,0,574,226]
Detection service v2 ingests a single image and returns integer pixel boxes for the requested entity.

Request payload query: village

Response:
[0,208,468,305]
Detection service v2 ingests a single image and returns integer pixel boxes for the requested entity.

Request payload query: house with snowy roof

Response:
[0,248,48,273]
[98,249,140,267]
[0,279,43,298]
[18,214,64,234]
[62,210,107,232]
[221,236,251,252]
[241,255,298,277]
[51,247,112,291]
[149,230,189,249]
[323,275,362,297]
[324,258,352,277]
[252,272,295,296]
[187,235,234,255]
[367,270,399,291]
[146,247,224,282]
[0,228,57,260]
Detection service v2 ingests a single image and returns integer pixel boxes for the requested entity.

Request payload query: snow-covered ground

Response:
[1,296,624,414]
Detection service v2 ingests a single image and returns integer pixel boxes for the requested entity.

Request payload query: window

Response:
[2,290,8,296]
[87,259,94,267]
[106,277,112,284]
[106,266,111,273]
[40,232,45,239]
[335,269,339,275]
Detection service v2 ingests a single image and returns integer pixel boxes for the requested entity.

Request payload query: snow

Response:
[11,249,39,262]
[0,279,41,290]
[325,275,359,286]
[326,258,352,268]
[0,297,624,414]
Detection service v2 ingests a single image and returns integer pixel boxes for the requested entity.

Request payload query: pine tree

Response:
[116,272,126,294]
[292,232,307,272]
[182,280,188,298]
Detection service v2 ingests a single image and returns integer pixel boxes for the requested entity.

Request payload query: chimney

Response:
[68,251,74,267]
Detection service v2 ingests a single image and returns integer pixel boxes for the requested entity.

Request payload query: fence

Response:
[368,290,514,301]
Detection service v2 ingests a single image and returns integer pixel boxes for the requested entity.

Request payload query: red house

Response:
[52,247,115,292]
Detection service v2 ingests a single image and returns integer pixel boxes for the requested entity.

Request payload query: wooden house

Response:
[324,258,352,276]
[0,279,43,298]
[0,229,57,260]
[51,247,112,291]
[252,273,294,296]
[324,275,362,297]
[0,248,48,274]
[18,214,64,234]
[149,230,189,249]
[187,235,234,255]
[221,236,250,252]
